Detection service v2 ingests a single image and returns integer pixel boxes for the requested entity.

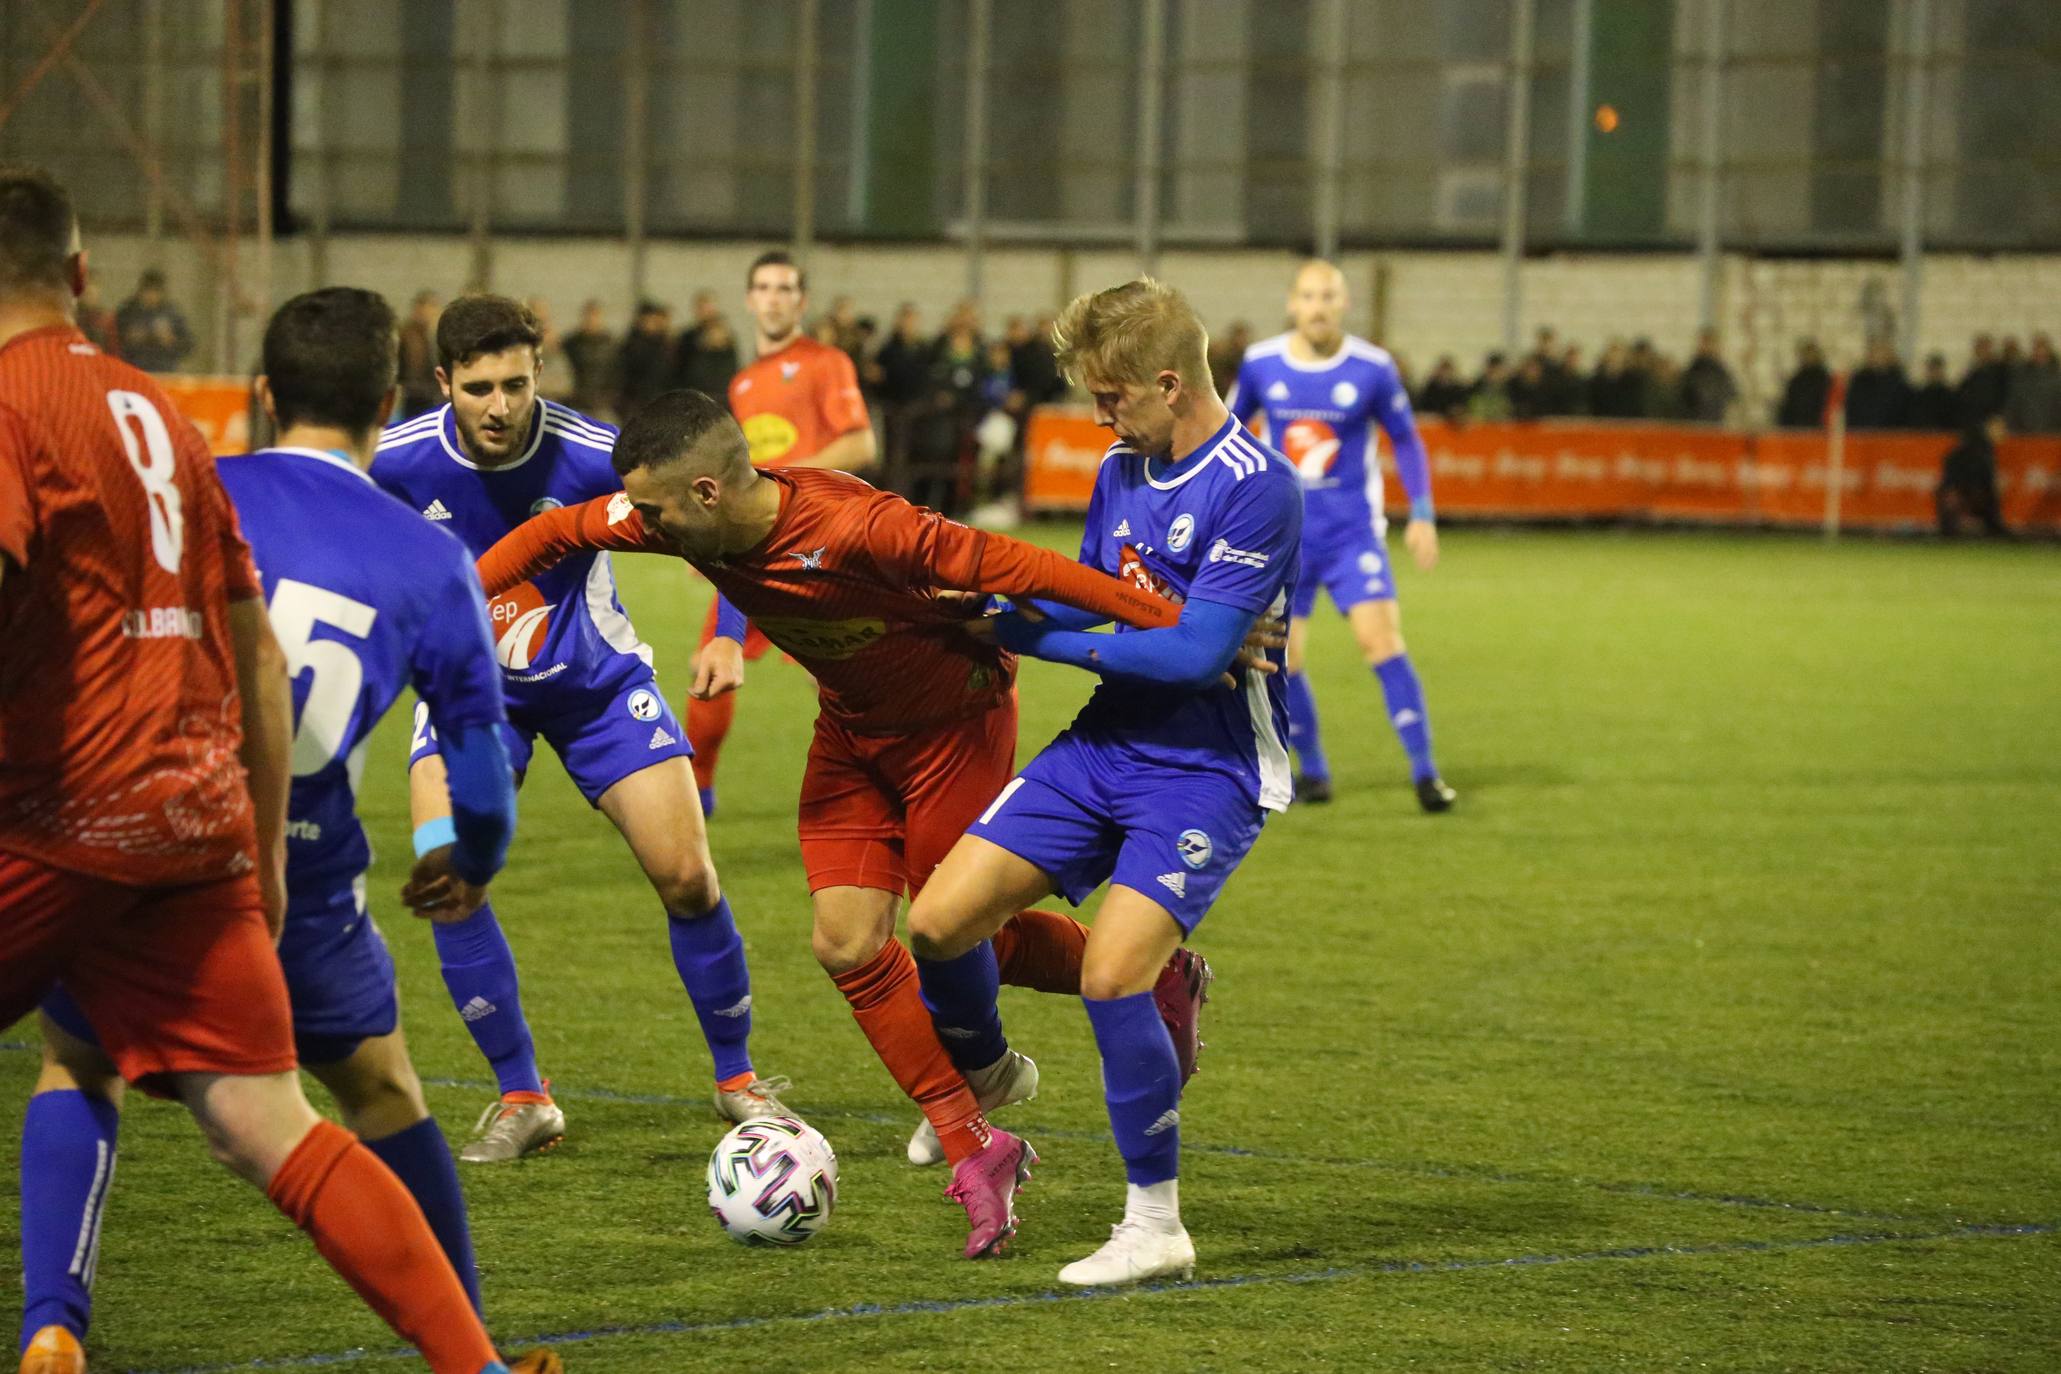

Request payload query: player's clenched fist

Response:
[401,846,491,922]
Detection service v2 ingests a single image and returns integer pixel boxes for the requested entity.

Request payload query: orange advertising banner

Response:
[155,375,254,456]
[1021,405,2061,534]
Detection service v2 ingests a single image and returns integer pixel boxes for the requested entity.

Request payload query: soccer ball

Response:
[705,1116,838,1246]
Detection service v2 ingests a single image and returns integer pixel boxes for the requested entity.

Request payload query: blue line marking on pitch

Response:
[0,1043,1966,1224]
[131,1221,2054,1374]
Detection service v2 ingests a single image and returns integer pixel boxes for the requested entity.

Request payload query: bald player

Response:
[1225,261,1456,812]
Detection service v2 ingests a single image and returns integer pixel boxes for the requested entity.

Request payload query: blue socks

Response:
[1284,670,1331,782]
[364,1116,481,1316]
[667,896,756,1084]
[916,941,1009,1072]
[1083,992,1181,1187]
[1373,653,1438,782]
[432,901,545,1096]
[18,1090,119,1351]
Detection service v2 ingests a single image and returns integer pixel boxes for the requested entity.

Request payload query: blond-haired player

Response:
[908,279,1300,1285]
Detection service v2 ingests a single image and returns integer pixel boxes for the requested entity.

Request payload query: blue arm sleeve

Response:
[713,594,749,642]
[994,598,1255,692]
[1021,598,1110,631]
[1377,372,1435,520]
[436,722,516,885]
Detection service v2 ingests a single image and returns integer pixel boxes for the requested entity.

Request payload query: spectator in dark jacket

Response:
[114,269,194,373]
[1006,316,1065,406]
[1589,341,1643,418]
[1679,327,1738,422]
[1955,334,2010,426]
[616,301,675,414]
[1844,340,1912,430]
[1417,356,1470,418]
[1775,339,1832,427]
[563,300,617,417]
[1908,353,1957,430]
[1935,415,2009,537]
[2004,334,2061,434]
[678,315,739,396]
[873,305,935,409]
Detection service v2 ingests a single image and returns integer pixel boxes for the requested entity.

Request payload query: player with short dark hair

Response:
[372,293,787,1164]
[688,251,877,816]
[17,282,534,1359]
[0,166,546,1374]
[907,278,1301,1287]
[1226,260,1455,811]
[476,387,1212,1260]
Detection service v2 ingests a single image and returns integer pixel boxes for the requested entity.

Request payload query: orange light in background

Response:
[1594,104,1621,134]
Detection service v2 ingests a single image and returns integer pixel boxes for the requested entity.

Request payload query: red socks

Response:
[991,908,1089,995]
[266,1120,498,1374]
[686,690,736,793]
[831,939,991,1164]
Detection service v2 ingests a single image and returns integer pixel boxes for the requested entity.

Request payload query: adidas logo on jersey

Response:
[458,996,497,1023]
[649,725,677,749]
[1266,381,1290,400]
[422,499,454,521]
[713,995,753,1019]
[1143,1108,1181,1136]
[1112,518,1133,537]
[1156,871,1187,899]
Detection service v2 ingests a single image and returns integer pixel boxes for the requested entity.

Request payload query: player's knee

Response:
[1361,622,1405,664]
[657,860,721,918]
[1080,965,1143,1002]
[316,1053,428,1136]
[811,916,891,975]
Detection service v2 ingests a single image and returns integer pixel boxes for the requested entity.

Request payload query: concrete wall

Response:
[82,230,2061,421]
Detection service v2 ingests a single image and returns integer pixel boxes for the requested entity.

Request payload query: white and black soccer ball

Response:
[705,1116,838,1246]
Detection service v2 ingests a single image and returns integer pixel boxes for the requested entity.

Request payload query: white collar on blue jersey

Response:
[437,399,549,472]
[1262,331,1369,374]
[260,445,377,485]
[1144,413,1245,491]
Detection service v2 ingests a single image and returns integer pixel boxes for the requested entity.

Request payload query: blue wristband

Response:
[412,817,457,857]
[1409,497,1436,523]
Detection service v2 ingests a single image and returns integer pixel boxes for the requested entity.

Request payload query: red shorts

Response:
[0,850,297,1095]
[699,596,775,661]
[797,696,1018,896]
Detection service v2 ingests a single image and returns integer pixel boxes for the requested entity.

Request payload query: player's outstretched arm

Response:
[879,500,1180,631]
[993,597,1257,692]
[229,597,294,935]
[476,491,674,597]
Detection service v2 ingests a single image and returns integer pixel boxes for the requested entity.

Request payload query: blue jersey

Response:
[370,399,652,719]
[1069,416,1302,812]
[215,446,506,903]
[1226,333,1432,545]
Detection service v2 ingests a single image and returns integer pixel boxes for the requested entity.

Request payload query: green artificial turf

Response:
[4,526,2057,1371]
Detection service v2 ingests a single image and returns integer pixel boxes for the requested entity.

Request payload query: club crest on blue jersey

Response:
[627,688,661,722]
[1167,513,1196,552]
[530,496,563,514]
[1177,829,1213,869]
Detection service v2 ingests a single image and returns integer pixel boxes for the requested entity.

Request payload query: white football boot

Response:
[906,1050,1039,1166]
[1057,1220,1197,1287]
[459,1089,566,1163]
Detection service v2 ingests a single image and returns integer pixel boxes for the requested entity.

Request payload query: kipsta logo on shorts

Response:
[1167,513,1195,552]
[530,496,564,515]
[1176,828,1212,869]
[1332,380,1359,408]
[627,689,661,722]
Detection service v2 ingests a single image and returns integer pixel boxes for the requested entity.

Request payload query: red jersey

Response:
[478,468,1178,734]
[0,325,262,886]
[728,336,870,468]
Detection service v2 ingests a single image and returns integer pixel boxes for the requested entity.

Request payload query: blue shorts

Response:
[43,881,397,1067]
[1292,522,1394,619]
[968,732,1267,934]
[410,669,692,805]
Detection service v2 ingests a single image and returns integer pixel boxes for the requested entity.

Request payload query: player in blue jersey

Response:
[1226,260,1456,812]
[372,295,786,1162]
[16,288,560,1368]
[907,279,1300,1286]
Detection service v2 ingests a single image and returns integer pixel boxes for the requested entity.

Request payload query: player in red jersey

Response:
[479,390,1214,1261]
[0,167,551,1374]
[688,251,877,815]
